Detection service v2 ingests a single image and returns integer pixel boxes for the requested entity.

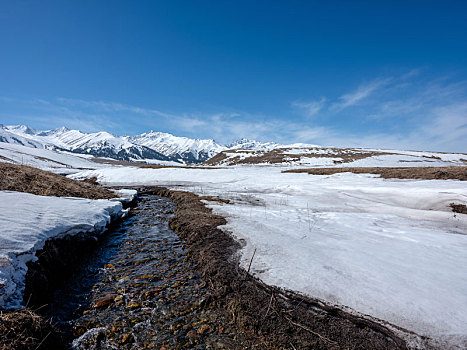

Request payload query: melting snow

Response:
[70,165,467,348]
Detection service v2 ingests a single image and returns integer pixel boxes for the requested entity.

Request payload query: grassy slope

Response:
[0,162,115,199]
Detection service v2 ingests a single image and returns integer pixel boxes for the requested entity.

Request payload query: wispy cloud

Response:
[322,102,467,152]
[331,78,391,111]
[292,97,326,117]
[55,98,173,118]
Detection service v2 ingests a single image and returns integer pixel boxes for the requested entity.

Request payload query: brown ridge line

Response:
[150,186,411,350]
[283,166,467,181]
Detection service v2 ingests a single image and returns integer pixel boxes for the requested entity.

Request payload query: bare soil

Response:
[0,163,115,198]
[284,166,467,181]
[151,187,409,349]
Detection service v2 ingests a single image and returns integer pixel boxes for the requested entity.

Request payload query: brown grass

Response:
[0,163,115,199]
[151,187,408,349]
[450,203,467,214]
[284,166,467,181]
[204,148,391,166]
[0,309,64,349]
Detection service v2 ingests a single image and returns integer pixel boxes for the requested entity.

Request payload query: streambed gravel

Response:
[48,195,250,349]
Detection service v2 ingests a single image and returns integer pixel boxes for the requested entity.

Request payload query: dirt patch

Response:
[199,195,231,204]
[450,203,467,214]
[150,187,409,349]
[0,163,115,198]
[0,309,64,350]
[284,166,467,181]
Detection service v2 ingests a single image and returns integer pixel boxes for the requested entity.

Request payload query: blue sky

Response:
[1,0,466,152]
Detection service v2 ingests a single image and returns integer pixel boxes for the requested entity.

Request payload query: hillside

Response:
[205,145,467,167]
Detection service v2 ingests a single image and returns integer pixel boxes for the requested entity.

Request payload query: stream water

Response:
[46,194,246,349]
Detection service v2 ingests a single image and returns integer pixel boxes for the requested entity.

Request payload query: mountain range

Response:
[0,125,272,164]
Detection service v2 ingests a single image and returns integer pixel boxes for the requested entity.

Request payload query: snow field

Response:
[69,165,467,348]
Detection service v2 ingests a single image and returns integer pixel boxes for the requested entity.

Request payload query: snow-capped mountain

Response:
[0,125,44,148]
[2,124,308,164]
[3,125,232,163]
[129,131,226,163]
[4,125,172,162]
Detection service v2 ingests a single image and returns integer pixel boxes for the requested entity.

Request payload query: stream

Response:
[46,194,246,349]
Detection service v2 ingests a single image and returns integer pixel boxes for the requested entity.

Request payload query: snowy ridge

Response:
[0,125,44,149]
[5,125,172,163]
[128,130,226,163]
[4,125,227,164]
[0,191,127,308]
[226,138,279,151]
[208,144,467,167]
[0,142,107,174]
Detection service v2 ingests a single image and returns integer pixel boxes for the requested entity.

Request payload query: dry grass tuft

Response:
[0,163,115,199]
[0,309,64,349]
[450,203,467,214]
[284,166,467,181]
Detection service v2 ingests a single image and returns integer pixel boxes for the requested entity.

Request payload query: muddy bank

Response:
[283,166,467,181]
[151,187,410,349]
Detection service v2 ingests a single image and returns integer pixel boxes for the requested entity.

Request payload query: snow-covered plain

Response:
[0,191,126,308]
[70,165,467,348]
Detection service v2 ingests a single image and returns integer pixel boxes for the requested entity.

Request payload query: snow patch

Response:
[0,191,126,308]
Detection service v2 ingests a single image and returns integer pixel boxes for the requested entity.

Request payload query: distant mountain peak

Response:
[227,138,278,150]
[7,125,37,135]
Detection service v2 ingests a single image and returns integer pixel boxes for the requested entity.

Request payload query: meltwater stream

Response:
[46,195,245,349]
